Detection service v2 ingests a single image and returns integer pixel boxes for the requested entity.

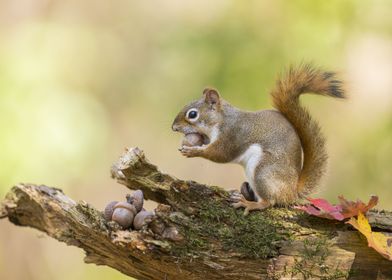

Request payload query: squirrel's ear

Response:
[203,88,220,107]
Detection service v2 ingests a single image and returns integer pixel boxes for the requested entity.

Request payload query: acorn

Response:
[126,190,144,212]
[133,210,155,230]
[182,133,204,147]
[112,202,137,229]
[104,201,137,229]
[104,201,119,221]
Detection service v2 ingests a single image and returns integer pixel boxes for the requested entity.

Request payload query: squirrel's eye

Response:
[187,109,198,120]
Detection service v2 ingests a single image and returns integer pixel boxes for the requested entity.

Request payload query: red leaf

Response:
[295,195,378,221]
[295,198,344,221]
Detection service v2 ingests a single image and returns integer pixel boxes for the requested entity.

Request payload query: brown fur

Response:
[271,64,345,196]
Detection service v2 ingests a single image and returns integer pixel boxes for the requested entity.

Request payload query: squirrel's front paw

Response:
[179,146,203,158]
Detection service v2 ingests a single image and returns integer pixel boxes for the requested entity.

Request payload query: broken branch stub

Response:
[110,147,229,213]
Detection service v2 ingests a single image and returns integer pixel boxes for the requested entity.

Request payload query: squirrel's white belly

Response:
[232,144,263,197]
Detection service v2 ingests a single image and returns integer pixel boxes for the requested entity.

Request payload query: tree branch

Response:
[1,147,392,280]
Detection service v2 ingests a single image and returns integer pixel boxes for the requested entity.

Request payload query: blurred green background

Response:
[0,0,391,279]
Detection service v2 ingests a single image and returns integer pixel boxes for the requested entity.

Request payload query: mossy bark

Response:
[1,148,391,280]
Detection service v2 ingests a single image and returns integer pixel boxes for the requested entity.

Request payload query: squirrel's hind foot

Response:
[232,196,270,216]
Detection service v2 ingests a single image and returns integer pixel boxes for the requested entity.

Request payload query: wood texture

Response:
[1,147,391,280]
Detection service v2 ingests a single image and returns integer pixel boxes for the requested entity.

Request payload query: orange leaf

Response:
[347,212,392,261]
[339,195,378,219]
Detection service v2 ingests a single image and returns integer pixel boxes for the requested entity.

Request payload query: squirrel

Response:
[172,64,345,215]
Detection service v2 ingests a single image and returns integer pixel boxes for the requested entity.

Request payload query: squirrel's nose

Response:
[172,123,180,132]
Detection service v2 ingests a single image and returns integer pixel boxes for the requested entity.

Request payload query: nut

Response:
[182,133,203,147]
[126,190,144,213]
[111,202,137,229]
[104,201,119,221]
[133,210,154,230]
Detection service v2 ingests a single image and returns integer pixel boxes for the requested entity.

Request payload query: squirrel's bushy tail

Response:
[271,64,345,195]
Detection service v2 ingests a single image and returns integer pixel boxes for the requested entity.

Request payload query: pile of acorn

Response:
[104,190,154,230]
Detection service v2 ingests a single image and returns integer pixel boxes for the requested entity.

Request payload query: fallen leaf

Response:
[347,212,392,261]
[295,195,378,221]
[295,198,344,220]
[338,195,378,219]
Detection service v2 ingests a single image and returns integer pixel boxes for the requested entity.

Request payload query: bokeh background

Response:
[0,0,391,279]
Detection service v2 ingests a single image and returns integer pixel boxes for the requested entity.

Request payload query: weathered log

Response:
[1,147,391,280]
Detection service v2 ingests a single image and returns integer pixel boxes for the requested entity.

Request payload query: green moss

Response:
[172,198,289,258]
